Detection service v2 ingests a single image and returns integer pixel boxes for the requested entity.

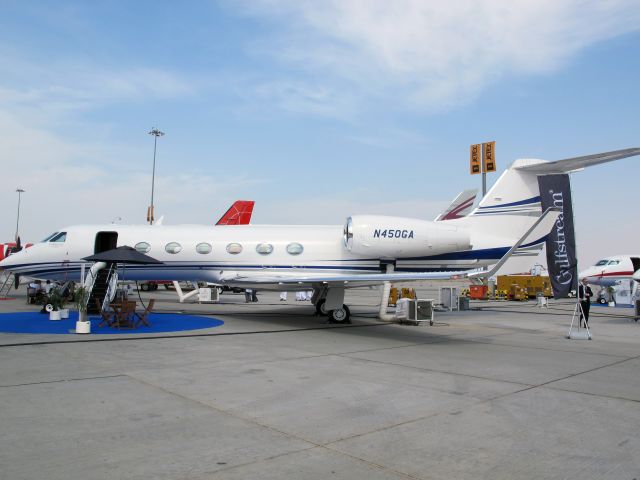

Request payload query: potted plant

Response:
[74,286,91,334]
[59,290,70,319]
[48,288,64,321]
[607,286,616,307]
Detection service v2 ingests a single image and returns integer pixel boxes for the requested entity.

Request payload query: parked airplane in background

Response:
[435,189,477,221]
[580,255,640,287]
[0,241,32,262]
[215,200,254,225]
[2,148,638,322]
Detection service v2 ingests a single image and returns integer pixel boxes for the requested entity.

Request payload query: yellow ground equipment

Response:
[496,275,553,300]
[388,287,416,306]
[389,287,399,306]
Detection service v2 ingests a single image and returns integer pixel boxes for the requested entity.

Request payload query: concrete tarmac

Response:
[1,285,639,479]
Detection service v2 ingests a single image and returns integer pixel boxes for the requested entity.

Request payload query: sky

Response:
[0,0,639,268]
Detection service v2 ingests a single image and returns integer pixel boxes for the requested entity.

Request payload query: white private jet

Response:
[579,255,640,287]
[1,148,638,322]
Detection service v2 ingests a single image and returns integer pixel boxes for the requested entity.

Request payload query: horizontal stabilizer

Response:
[516,148,640,174]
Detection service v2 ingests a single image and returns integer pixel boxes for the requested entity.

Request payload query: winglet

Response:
[469,207,561,279]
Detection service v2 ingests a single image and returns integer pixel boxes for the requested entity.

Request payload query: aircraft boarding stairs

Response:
[0,271,16,298]
[86,263,118,314]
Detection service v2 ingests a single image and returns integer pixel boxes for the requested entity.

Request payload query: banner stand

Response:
[567,299,592,340]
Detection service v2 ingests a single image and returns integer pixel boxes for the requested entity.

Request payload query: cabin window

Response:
[608,260,620,265]
[42,232,59,242]
[196,243,212,254]
[226,243,243,254]
[256,243,273,255]
[286,242,304,255]
[135,242,151,253]
[50,232,67,243]
[595,260,608,266]
[165,242,182,254]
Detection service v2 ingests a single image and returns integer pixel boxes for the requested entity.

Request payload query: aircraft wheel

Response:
[328,304,351,324]
[315,299,328,315]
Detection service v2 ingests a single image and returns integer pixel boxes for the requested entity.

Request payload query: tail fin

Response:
[435,189,477,221]
[216,200,255,225]
[452,147,640,241]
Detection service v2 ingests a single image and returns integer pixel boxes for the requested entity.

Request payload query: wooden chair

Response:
[96,298,115,327]
[135,299,155,327]
[113,300,136,329]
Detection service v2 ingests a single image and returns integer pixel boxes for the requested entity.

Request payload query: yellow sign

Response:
[482,141,496,172]
[470,144,481,175]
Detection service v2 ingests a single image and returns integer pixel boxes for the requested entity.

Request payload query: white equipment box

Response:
[440,287,459,311]
[198,287,219,303]
[397,299,434,325]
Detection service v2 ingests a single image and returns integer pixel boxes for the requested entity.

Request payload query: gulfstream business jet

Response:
[2,148,638,322]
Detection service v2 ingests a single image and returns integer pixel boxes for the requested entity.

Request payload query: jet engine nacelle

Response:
[343,215,471,258]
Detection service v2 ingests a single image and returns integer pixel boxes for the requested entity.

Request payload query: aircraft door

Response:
[95,231,118,253]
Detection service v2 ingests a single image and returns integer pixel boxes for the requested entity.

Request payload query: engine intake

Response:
[343,215,470,258]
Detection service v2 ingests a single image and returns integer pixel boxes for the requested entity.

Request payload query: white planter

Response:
[75,320,91,334]
[49,310,62,321]
[60,308,69,319]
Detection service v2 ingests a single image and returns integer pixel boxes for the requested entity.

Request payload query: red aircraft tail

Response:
[215,200,255,225]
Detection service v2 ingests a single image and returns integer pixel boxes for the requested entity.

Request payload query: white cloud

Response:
[237,0,640,112]
[0,47,194,115]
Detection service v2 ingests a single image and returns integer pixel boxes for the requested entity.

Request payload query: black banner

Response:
[538,174,578,297]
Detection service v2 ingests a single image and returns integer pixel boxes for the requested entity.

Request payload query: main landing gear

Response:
[315,299,351,324]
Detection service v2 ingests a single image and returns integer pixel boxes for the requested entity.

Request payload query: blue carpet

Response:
[0,311,224,334]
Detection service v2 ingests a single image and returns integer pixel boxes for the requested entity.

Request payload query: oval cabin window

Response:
[165,242,182,254]
[196,243,212,254]
[135,242,151,253]
[286,242,304,255]
[256,243,274,255]
[226,243,243,255]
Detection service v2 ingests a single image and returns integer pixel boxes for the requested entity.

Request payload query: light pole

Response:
[148,128,165,224]
[15,188,25,243]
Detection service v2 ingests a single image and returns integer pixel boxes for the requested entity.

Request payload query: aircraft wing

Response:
[434,188,478,221]
[218,208,561,289]
[515,148,640,174]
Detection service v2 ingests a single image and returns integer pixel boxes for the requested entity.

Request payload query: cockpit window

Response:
[50,232,67,243]
[608,260,620,265]
[595,260,608,266]
[42,232,59,242]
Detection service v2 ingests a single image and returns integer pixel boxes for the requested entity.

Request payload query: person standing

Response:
[579,278,593,328]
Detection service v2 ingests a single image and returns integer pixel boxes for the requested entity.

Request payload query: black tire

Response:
[315,299,328,315]
[217,287,223,295]
[152,284,158,291]
[328,304,351,323]
[140,283,149,292]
